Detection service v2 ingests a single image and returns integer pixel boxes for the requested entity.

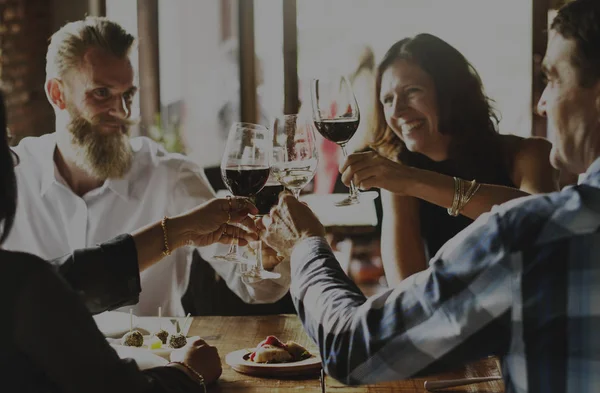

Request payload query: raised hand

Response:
[177,197,259,248]
[259,194,325,257]
[340,151,413,195]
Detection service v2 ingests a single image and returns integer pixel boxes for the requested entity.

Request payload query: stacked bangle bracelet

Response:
[447,177,481,217]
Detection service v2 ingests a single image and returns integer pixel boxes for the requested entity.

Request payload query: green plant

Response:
[148,112,186,153]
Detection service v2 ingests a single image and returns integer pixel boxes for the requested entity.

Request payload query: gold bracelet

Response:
[457,179,473,212]
[454,179,479,214]
[447,177,463,217]
[168,361,206,391]
[460,179,481,211]
[161,216,171,257]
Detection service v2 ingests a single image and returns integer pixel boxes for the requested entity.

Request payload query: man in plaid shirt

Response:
[260,1,600,392]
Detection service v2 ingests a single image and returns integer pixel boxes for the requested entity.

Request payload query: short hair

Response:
[46,16,135,80]
[371,33,499,161]
[551,0,600,87]
[0,91,17,244]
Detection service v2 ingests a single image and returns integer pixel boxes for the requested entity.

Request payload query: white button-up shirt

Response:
[6,133,290,316]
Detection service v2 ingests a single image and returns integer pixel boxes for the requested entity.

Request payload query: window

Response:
[296,0,533,140]
[106,0,141,124]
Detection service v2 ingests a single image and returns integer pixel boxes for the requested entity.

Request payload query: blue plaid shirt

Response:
[290,158,600,393]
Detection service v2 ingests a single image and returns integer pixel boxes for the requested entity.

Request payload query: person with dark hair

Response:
[0,87,260,389]
[0,98,16,245]
[259,1,600,391]
[339,33,570,286]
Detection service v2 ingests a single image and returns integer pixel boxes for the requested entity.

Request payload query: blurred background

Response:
[0,0,572,294]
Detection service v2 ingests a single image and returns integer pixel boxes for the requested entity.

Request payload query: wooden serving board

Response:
[225,349,322,378]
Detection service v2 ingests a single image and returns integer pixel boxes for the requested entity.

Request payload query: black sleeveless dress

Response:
[405,149,516,260]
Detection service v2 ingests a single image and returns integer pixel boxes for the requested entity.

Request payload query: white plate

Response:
[111,345,168,370]
[93,311,139,338]
[225,349,322,377]
[107,335,201,360]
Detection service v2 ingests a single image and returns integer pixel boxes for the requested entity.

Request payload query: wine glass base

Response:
[213,254,255,265]
[240,269,281,281]
[333,190,379,207]
[334,195,360,207]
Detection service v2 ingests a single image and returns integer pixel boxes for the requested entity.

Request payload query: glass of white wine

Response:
[271,114,319,199]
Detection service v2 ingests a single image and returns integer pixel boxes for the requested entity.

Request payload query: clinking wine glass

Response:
[237,160,285,280]
[216,122,280,280]
[311,76,361,206]
[215,123,267,263]
[271,114,319,199]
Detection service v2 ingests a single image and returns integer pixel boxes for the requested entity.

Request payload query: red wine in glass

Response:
[222,166,270,197]
[253,183,285,215]
[311,77,361,206]
[313,118,359,145]
[217,122,280,280]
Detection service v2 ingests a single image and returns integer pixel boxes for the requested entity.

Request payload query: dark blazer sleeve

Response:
[10,252,200,393]
[49,234,142,315]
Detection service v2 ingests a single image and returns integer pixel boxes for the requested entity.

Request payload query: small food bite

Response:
[252,345,293,363]
[121,330,144,347]
[249,335,312,363]
[155,307,169,344]
[169,333,187,349]
[168,320,187,349]
[155,329,169,345]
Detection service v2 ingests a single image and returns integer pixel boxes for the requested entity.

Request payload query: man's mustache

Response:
[90,115,138,128]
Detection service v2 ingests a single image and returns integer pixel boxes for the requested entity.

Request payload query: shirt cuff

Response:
[100,234,141,296]
[70,233,141,314]
[290,236,332,276]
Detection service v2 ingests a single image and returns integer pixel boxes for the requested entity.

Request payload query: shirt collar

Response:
[579,157,600,186]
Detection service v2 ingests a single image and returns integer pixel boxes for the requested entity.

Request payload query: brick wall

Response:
[0,0,54,143]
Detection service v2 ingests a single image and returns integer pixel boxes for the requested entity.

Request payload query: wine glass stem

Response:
[256,240,265,272]
[228,237,240,256]
[252,215,266,272]
[292,188,301,199]
[340,144,359,199]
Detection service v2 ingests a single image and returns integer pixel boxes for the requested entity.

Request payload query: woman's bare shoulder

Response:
[498,134,556,192]
[498,134,551,157]
[497,134,552,169]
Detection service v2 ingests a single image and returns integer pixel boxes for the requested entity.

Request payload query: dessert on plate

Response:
[249,335,312,363]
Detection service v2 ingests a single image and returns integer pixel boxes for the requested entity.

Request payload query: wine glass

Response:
[310,76,360,206]
[217,122,281,280]
[214,123,268,263]
[271,114,319,199]
[237,153,285,280]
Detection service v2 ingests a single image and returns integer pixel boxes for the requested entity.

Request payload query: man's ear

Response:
[45,78,66,110]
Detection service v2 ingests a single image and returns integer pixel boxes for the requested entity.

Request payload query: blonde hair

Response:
[46,16,135,80]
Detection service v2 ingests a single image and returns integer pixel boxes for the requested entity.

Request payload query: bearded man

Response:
[5,17,289,316]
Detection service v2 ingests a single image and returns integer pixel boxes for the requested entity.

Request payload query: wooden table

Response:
[188,314,504,393]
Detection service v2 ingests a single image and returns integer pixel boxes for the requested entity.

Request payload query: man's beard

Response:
[59,105,134,179]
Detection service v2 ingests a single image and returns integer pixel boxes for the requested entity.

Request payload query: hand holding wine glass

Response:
[217,122,280,280]
[311,76,361,206]
[238,158,285,278]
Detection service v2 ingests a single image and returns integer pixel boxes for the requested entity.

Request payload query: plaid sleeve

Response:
[290,211,514,385]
